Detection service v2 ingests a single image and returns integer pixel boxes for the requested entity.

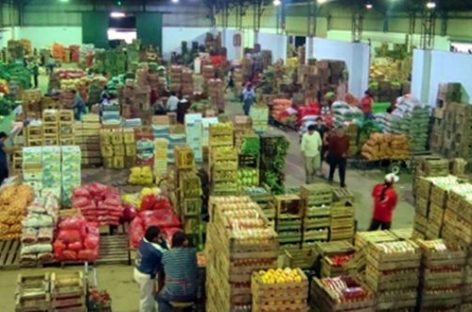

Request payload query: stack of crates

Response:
[76,114,101,167]
[42,109,59,146]
[58,110,75,145]
[300,184,332,246]
[26,123,44,146]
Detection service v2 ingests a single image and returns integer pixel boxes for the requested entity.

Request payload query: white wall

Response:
[412,49,472,107]
[257,33,288,62]
[0,27,82,49]
[327,30,451,53]
[306,38,370,98]
[0,28,19,49]
[162,27,209,59]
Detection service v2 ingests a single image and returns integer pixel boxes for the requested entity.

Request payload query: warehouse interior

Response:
[1,0,472,311]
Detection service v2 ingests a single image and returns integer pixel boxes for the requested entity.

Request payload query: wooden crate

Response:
[0,239,21,269]
[51,272,85,299]
[355,231,398,250]
[274,194,302,217]
[97,234,129,265]
[251,269,309,301]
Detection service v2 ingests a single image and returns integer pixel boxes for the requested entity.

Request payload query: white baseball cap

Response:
[385,173,399,184]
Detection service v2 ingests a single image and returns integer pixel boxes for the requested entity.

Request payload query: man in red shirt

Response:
[326,127,350,188]
[360,90,374,119]
[369,173,399,230]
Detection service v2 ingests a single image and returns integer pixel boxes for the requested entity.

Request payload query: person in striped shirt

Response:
[156,231,198,312]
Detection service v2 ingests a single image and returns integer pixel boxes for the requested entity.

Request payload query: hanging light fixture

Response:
[366,3,373,10]
[426,1,436,9]
[273,0,281,6]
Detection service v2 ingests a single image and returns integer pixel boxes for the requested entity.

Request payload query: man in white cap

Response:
[369,173,399,231]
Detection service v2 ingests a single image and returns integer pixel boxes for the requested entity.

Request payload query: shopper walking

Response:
[301,125,322,183]
[369,173,399,230]
[30,60,39,89]
[241,83,256,116]
[312,117,329,162]
[156,231,198,312]
[326,127,350,188]
[72,90,87,121]
[134,226,168,312]
[360,90,374,119]
[0,132,15,185]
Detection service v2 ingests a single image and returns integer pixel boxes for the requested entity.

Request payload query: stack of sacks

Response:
[129,166,154,185]
[53,216,100,262]
[271,99,292,122]
[20,192,59,263]
[383,96,430,152]
[61,146,81,207]
[332,101,363,127]
[128,197,180,248]
[0,185,34,240]
[361,133,410,161]
[72,183,123,226]
[42,147,61,191]
[207,78,224,109]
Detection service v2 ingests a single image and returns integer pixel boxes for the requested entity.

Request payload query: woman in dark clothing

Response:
[0,132,18,185]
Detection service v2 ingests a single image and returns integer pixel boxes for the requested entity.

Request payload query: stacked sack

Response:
[128,195,181,248]
[383,96,429,152]
[53,216,99,262]
[128,166,154,185]
[0,184,34,240]
[361,133,410,161]
[332,101,363,127]
[121,187,160,211]
[72,183,123,225]
[21,192,59,263]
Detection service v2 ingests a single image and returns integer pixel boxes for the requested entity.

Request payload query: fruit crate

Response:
[15,273,51,312]
[354,230,398,250]
[51,272,85,299]
[274,194,302,218]
[174,145,195,170]
[251,268,309,301]
[332,186,355,205]
[300,183,333,206]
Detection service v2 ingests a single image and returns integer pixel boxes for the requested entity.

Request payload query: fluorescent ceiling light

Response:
[426,1,436,9]
[59,0,70,2]
[366,3,373,9]
[318,0,327,4]
[172,0,179,3]
[273,0,281,6]
[110,12,126,18]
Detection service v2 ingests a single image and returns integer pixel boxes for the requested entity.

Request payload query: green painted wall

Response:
[136,12,163,52]
[82,12,109,49]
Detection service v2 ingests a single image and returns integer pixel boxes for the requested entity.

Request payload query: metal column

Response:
[420,9,436,50]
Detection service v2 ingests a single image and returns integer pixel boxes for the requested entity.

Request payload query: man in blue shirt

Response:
[157,231,198,312]
[72,90,87,121]
[134,226,168,312]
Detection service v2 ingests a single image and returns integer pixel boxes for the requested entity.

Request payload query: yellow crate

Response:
[125,144,136,156]
[113,156,125,169]
[123,129,135,144]
[113,145,125,157]
[103,157,113,169]
[101,145,114,157]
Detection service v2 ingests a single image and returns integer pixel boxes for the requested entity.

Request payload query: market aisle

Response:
[226,101,415,230]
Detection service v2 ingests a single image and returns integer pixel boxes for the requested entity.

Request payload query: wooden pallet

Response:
[97,234,130,265]
[0,239,21,269]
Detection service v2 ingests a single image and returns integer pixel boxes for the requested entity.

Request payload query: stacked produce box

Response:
[76,114,102,167]
[42,110,60,146]
[273,194,303,247]
[417,239,466,310]
[25,122,44,147]
[250,105,269,133]
[315,241,355,278]
[365,240,421,310]
[383,96,429,152]
[260,134,289,195]
[207,78,224,110]
[185,113,203,163]
[154,138,168,179]
[58,110,75,145]
[238,136,260,188]
[22,147,43,193]
[330,187,355,242]
[413,175,461,239]
[0,184,34,240]
[300,184,331,246]
[311,275,374,311]
[135,130,152,167]
[61,146,81,206]
[251,268,309,312]
[206,196,278,312]
[209,123,238,195]
[181,68,193,96]
[244,186,273,223]
[21,192,59,264]
[233,116,254,149]
[100,128,136,169]
[175,167,202,242]
[169,65,182,93]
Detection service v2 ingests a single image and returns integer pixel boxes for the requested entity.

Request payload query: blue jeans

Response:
[156,291,194,312]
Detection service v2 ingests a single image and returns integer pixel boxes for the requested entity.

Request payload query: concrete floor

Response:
[0,72,415,311]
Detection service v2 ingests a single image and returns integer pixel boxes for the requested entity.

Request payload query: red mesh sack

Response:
[152,210,181,228]
[61,250,78,261]
[56,230,82,244]
[153,196,171,210]
[162,227,182,244]
[68,241,84,251]
[140,194,157,211]
[58,216,86,231]
[129,217,145,249]
[121,204,137,222]
[73,197,92,208]
[86,183,108,199]
[53,240,66,254]
[103,197,121,207]
[73,187,91,198]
